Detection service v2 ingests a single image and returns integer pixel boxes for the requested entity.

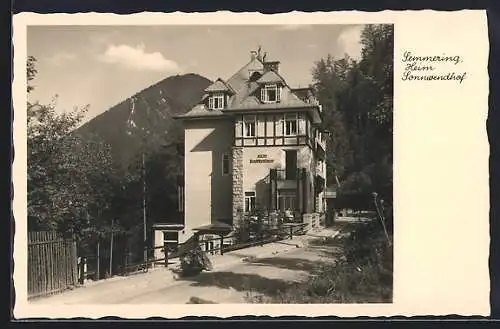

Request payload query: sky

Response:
[27,24,365,122]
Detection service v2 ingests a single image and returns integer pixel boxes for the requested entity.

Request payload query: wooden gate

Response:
[27,231,78,299]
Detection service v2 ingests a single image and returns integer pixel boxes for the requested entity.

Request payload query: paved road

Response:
[30,223,359,304]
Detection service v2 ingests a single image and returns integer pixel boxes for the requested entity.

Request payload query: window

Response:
[222,153,230,175]
[208,93,224,110]
[261,84,281,103]
[245,191,256,213]
[284,113,298,136]
[244,116,256,137]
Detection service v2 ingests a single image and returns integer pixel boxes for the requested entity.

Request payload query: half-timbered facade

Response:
[174,50,327,243]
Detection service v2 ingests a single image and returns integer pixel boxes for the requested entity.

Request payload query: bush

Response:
[247,216,393,304]
[233,213,251,244]
[233,209,276,244]
[179,244,213,277]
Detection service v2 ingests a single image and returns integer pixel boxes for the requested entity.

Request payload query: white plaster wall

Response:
[180,119,233,243]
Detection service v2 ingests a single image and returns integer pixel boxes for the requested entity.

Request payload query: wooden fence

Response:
[28,231,78,299]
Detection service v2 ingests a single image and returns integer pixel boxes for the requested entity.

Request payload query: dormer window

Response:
[249,70,262,82]
[261,84,281,103]
[208,93,225,110]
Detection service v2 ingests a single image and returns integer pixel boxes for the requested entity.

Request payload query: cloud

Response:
[46,52,76,66]
[337,25,364,60]
[98,43,181,72]
[89,30,122,46]
[277,24,312,31]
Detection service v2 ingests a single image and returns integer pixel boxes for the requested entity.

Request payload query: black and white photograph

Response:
[13,9,492,319]
[24,22,394,306]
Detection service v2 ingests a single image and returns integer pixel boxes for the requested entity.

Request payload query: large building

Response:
[172,49,327,245]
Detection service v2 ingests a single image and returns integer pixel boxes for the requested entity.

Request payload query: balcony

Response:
[315,130,326,152]
[273,168,302,189]
[274,168,300,180]
[316,161,326,179]
[307,97,320,106]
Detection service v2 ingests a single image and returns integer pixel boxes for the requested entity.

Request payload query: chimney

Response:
[263,61,280,73]
[250,51,258,61]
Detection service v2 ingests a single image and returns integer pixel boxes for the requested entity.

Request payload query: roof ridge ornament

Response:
[257,45,263,61]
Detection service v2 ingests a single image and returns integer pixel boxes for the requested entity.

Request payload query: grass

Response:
[246,218,393,304]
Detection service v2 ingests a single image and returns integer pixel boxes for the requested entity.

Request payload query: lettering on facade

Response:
[250,154,274,164]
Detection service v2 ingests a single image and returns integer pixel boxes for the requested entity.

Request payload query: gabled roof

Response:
[178,52,321,121]
[228,84,313,110]
[256,70,285,84]
[226,57,264,93]
[292,87,314,101]
[205,78,235,93]
[174,104,225,119]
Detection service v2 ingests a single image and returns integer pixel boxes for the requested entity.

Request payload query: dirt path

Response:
[29,223,359,304]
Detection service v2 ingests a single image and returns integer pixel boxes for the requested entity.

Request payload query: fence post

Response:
[163,241,168,267]
[96,239,100,280]
[144,245,148,272]
[109,220,114,277]
[220,235,224,255]
[290,225,293,240]
[72,237,78,286]
[81,257,86,284]
[124,247,129,276]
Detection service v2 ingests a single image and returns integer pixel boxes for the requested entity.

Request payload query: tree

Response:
[312,55,353,181]
[27,56,116,235]
[312,24,393,203]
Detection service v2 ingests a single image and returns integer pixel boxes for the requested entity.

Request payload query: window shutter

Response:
[261,88,266,102]
[209,97,213,110]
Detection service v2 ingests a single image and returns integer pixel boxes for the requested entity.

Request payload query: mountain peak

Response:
[77,73,212,165]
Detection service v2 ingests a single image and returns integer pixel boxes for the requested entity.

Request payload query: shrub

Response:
[233,212,251,244]
[233,209,276,244]
[247,216,393,304]
[179,244,213,277]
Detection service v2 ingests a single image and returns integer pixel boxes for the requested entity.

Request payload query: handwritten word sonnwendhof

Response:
[401,51,467,83]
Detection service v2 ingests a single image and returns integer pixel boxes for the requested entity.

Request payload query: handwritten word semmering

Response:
[401,51,467,83]
[402,51,462,65]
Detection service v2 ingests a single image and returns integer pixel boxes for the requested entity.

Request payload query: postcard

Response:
[12,10,490,318]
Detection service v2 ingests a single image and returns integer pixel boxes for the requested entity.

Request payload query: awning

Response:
[324,191,337,199]
[152,223,185,231]
[192,220,233,235]
[324,186,337,199]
